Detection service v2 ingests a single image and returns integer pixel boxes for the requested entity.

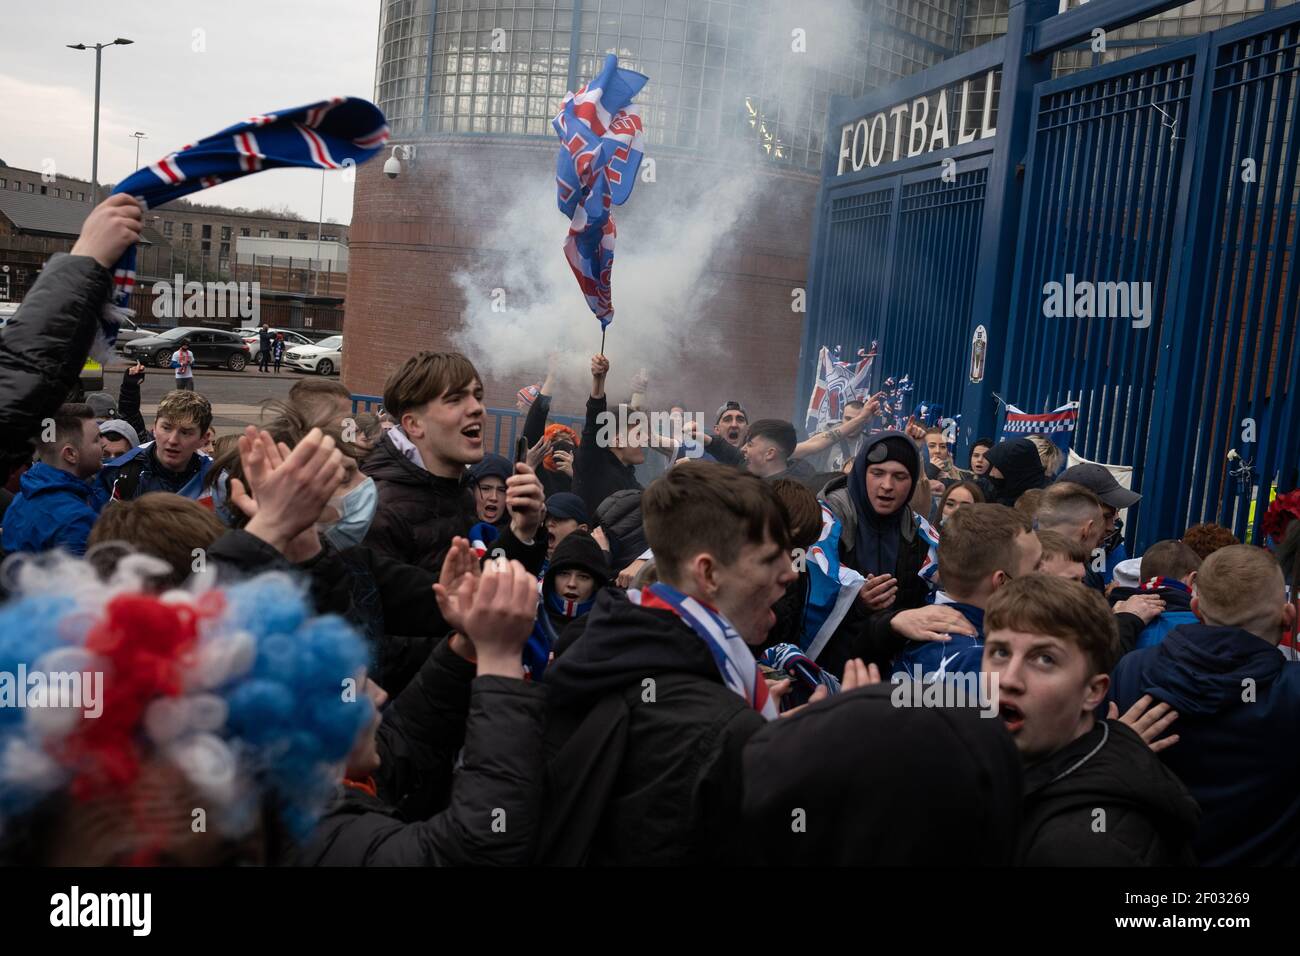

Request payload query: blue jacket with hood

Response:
[1,461,98,556]
[1109,623,1300,865]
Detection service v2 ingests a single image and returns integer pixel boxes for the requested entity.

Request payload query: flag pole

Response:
[600,324,606,355]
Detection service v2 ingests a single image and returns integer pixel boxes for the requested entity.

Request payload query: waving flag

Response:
[805,345,874,432]
[802,504,866,661]
[1000,401,1080,459]
[101,97,389,356]
[553,53,648,328]
[916,512,941,585]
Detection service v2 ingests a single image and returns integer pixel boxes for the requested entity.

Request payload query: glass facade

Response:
[374,0,1295,170]
[376,0,961,171]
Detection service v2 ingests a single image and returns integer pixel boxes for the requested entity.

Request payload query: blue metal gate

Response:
[800,0,1300,550]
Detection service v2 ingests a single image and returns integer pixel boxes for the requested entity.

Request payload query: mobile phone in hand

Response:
[510,437,529,515]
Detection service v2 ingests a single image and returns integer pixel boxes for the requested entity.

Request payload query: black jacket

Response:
[742,684,1023,864]
[594,488,646,571]
[207,529,450,695]
[1018,720,1199,866]
[0,253,109,484]
[537,588,766,865]
[819,471,931,673]
[299,639,548,866]
[573,394,641,518]
[361,432,545,574]
[116,364,149,445]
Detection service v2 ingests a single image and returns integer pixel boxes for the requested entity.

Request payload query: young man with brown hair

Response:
[985,575,1199,865]
[92,390,214,506]
[891,503,1042,683]
[538,462,796,865]
[1035,529,1089,582]
[1110,545,1300,865]
[360,350,544,572]
[87,492,226,589]
[289,377,353,427]
[1,403,102,556]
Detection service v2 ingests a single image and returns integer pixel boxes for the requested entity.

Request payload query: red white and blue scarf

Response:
[629,582,777,720]
[99,97,389,356]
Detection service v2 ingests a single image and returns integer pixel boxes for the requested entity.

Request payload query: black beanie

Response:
[865,434,921,486]
[545,530,614,591]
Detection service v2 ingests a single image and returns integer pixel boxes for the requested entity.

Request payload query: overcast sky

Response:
[0,0,380,223]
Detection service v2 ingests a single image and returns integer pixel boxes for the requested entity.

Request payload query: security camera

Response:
[384,145,414,179]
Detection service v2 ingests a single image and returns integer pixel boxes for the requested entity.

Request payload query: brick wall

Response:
[343,136,817,422]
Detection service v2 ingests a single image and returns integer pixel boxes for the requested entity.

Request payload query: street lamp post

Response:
[131,131,147,171]
[67,37,133,204]
[314,170,324,295]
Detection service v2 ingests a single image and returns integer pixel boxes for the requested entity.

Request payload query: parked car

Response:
[121,326,251,371]
[113,314,154,350]
[237,327,314,365]
[283,335,342,376]
[2,302,103,390]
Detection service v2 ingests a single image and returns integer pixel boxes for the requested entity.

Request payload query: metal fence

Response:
[799,0,1300,549]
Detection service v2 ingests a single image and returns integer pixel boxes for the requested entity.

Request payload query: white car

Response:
[283,335,342,375]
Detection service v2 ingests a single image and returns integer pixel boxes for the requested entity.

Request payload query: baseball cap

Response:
[85,391,118,420]
[98,419,140,449]
[1056,463,1141,509]
[545,492,589,526]
[468,453,512,486]
[715,400,748,424]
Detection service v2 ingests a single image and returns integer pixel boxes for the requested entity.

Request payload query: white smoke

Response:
[443,0,876,404]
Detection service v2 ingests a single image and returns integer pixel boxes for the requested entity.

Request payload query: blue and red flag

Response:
[552,54,648,328]
[101,97,389,353]
[999,401,1080,459]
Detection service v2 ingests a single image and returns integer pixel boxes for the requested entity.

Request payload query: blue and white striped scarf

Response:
[98,97,389,357]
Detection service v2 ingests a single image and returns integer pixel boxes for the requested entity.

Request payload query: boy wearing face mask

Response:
[207,409,451,694]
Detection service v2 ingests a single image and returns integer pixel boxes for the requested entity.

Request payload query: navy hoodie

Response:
[1109,623,1300,865]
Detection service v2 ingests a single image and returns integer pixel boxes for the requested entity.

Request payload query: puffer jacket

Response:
[299,639,549,866]
[361,432,546,574]
[0,254,110,485]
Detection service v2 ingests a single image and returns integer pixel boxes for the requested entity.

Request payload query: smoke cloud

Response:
[444,0,876,405]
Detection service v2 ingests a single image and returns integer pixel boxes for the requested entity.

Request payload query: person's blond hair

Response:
[155,390,213,434]
[1026,434,1064,478]
[1194,545,1286,642]
[1037,529,1090,564]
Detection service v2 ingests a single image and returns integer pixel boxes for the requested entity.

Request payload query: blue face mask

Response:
[322,476,378,550]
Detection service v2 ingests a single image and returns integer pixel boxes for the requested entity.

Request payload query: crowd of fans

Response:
[0,193,1297,867]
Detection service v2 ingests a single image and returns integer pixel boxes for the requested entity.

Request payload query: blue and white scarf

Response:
[629,582,777,720]
[99,97,389,357]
